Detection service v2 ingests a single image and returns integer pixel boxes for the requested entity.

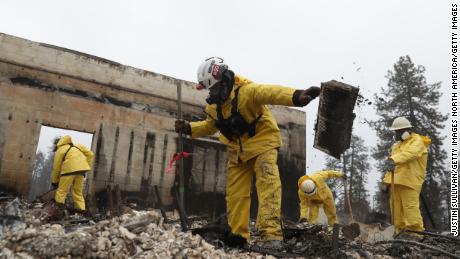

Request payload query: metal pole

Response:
[177,84,185,220]
[391,170,395,225]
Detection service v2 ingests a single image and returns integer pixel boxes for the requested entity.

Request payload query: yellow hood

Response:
[421,135,431,147]
[57,135,73,147]
[234,74,253,88]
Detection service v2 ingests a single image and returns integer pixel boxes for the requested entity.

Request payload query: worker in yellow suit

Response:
[174,57,320,248]
[51,135,93,213]
[383,116,431,235]
[297,170,346,225]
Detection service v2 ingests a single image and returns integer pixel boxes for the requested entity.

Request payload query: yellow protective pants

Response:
[54,174,86,211]
[226,149,282,241]
[307,191,337,225]
[390,184,424,234]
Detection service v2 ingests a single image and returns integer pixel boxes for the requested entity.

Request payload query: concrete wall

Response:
[0,33,306,219]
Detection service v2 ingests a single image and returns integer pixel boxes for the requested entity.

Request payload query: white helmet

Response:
[301,179,317,196]
[390,116,413,130]
[196,57,228,90]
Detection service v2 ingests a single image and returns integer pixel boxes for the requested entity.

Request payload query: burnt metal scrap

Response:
[314,80,359,159]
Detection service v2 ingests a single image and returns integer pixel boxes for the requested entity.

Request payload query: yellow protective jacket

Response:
[190,75,296,162]
[383,133,431,191]
[297,170,343,220]
[51,135,94,184]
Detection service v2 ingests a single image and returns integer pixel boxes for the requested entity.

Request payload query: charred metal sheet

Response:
[314,80,359,159]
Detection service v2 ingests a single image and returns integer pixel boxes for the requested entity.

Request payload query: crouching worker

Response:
[51,135,93,214]
[298,170,346,225]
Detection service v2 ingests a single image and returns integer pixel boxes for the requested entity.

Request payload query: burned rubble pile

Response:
[1,197,460,259]
[0,197,261,258]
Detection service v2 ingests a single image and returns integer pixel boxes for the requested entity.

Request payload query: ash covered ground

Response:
[1,195,459,259]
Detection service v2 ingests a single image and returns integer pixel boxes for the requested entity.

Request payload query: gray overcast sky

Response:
[0,0,451,200]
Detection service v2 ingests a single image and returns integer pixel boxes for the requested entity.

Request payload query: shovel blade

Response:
[356,222,394,244]
[39,190,56,202]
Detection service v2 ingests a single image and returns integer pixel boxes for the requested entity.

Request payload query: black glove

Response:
[304,86,321,99]
[175,120,191,135]
[51,183,59,190]
[386,158,396,172]
[293,86,321,107]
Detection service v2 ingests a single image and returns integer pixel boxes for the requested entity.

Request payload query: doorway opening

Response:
[29,125,94,201]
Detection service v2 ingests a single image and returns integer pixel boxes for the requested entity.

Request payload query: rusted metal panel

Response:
[314,80,359,159]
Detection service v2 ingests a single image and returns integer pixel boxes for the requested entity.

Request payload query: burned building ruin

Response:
[0,33,306,220]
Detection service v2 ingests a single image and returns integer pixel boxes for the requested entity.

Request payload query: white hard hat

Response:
[196,57,228,90]
[301,179,317,196]
[390,116,413,130]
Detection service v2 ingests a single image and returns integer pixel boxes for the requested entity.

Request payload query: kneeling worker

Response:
[51,135,94,213]
[298,170,346,225]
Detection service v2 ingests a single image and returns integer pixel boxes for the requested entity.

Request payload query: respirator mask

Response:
[394,129,411,141]
[206,83,231,105]
[205,70,235,105]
